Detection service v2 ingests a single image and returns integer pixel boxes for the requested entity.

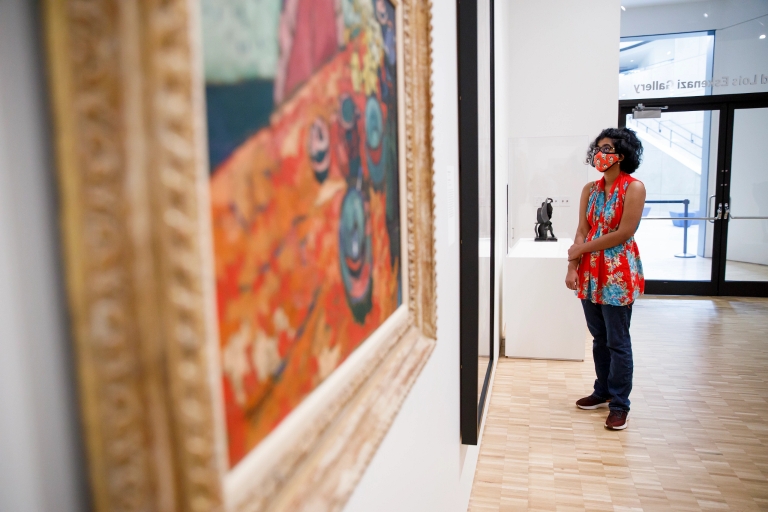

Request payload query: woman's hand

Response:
[567,243,584,262]
[565,267,579,290]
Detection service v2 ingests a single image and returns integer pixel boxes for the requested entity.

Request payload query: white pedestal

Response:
[503,238,585,361]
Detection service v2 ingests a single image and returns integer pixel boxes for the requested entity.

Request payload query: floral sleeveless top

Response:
[577,172,644,306]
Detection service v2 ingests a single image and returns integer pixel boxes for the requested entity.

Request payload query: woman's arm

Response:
[568,181,646,261]
[565,183,592,289]
[572,182,593,247]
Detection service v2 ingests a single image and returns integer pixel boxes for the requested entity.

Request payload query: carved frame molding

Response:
[43,0,436,510]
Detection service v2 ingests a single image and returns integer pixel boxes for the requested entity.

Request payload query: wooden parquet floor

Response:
[469,297,768,511]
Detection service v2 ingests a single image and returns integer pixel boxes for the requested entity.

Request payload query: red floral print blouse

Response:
[577,172,644,306]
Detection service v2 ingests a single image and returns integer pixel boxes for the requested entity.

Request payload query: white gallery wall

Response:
[0,1,88,511]
[349,1,621,510]
[503,0,621,252]
[345,1,498,510]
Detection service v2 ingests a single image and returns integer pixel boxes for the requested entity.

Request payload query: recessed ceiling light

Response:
[621,5,626,11]
[761,34,767,39]
[630,59,634,62]
[667,51,671,54]
[704,13,708,17]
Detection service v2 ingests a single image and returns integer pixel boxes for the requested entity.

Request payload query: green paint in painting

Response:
[201,0,282,83]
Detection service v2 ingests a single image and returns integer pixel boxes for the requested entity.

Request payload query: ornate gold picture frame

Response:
[43,0,435,510]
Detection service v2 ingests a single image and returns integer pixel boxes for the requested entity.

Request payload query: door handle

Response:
[724,203,730,220]
[715,203,723,220]
[708,195,717,224]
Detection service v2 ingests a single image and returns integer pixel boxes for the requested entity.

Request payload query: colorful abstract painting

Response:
[202,0,401,467]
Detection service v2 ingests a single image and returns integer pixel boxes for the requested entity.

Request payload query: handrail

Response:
[629,117,702,159]
[661,119,703,146]
[632,117,703,146]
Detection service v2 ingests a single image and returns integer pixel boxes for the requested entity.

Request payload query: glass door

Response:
[719,105,768,296]
[620,105,726,295]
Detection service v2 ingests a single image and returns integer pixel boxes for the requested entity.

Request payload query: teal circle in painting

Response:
[365,96,383,150]
[338,188,373,322]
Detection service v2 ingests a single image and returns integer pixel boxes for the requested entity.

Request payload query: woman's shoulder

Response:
[626,179,646,192]
[623,178,646,203]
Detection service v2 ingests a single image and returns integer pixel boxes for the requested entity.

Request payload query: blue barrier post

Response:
[676,199,694,258]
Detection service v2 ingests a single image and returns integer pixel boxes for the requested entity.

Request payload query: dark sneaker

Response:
[605,410,629,430]
[576,395,610,410]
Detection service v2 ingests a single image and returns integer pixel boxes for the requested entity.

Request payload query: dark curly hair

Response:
[585,127,643,174]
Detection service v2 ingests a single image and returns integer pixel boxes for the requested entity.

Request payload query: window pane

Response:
[725,107,768,282]
[713,14,768,96]
[619,33,714,100]
[630,111,718,281]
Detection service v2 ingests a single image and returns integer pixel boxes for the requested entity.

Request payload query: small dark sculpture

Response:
[534,198,557,242]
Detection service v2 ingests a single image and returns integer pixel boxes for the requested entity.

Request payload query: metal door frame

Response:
[618,92,768,297]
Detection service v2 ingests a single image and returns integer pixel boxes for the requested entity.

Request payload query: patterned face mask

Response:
[592,151,620,172]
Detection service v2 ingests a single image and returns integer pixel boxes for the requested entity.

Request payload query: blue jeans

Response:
[581,299,633,412]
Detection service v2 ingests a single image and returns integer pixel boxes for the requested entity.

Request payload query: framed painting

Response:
[43,0,435,510]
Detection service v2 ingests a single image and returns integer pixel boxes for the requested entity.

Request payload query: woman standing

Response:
[565,127,645,431]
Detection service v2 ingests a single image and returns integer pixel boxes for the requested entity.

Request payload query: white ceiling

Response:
[622,0,710,7]
[620,0,768,37]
